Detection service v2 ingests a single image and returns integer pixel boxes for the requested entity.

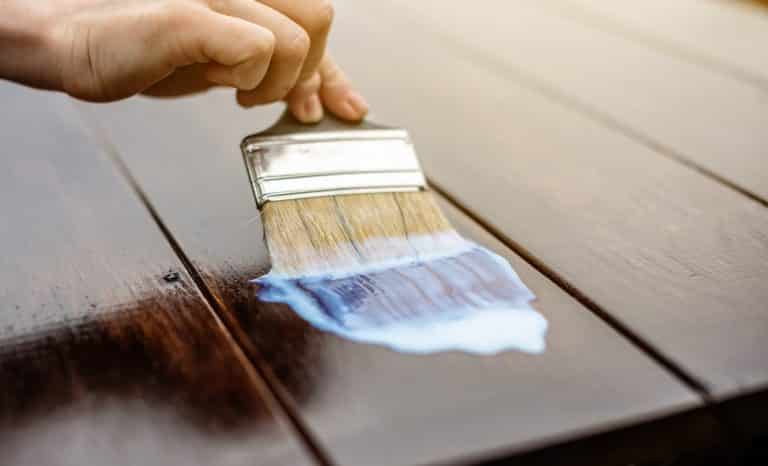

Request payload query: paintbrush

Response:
[241,113,547,355]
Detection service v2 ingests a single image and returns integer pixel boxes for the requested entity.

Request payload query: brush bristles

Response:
[255,189,545,355]
[261,191,461,276]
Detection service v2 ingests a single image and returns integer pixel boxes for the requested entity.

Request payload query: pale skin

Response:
[0,0,368,123]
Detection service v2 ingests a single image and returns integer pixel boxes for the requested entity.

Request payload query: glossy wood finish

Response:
[324,0,768,400]
[77,90,703,464]
[387,0,768,203]
[0,83,313,466]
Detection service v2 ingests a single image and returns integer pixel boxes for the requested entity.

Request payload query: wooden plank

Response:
[536,0,768,89]
[0,83,313,466]
[383,0,768,204]
[324,0,768,399]
[77,91,703,464]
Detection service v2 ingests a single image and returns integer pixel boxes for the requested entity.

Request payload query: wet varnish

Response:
[257,193,547,354]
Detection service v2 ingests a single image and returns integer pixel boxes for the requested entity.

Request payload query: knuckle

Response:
[302,0,334,35]
[257,30,276,58]
[239,30,274,62]
[283,29,310,62]
[229,28,274,65]
[286,30,311,61]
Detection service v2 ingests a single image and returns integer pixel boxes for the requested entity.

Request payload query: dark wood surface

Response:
[77,87,702,465]
[384,0,768,203]
[3,1,767,464]
[0,83,313,466]
[325,0,768,400]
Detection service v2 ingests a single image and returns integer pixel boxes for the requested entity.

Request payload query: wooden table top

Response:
[2,1,766,465]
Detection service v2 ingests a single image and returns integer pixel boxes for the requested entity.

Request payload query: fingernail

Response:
[345,91,369,117]
[300,94,323,123]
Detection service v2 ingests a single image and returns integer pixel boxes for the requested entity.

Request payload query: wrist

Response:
[0,1,65,91]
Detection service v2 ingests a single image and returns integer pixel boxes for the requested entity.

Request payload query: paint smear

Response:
[253,237,547,355]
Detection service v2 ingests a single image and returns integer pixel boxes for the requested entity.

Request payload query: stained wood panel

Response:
[77,92,703,464]
[536,0,768,88]
[383,0,768,203]
[0,83,313,466]
[325,0,768,399]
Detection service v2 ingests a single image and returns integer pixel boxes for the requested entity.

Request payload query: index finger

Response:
[256,0,333,81]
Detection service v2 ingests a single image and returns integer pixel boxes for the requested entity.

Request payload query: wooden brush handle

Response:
[257,110,393,137]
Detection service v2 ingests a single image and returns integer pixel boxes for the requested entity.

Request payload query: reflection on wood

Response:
[381,0,768,203]
[0,82,312,466]
[77,90,701,465]
[329,0,768,399]
[2,290,273,429]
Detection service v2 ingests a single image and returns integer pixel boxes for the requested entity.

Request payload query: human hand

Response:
[0,0,368,122]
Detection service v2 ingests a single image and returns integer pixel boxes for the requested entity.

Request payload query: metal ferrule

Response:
[241,129,427,207]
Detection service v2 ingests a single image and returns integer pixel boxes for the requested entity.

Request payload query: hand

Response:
[0,0,368,122]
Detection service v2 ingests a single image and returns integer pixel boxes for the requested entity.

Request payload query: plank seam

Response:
[72,105,335,466]
[391,4,759,395]
[406,11,768,210]
[427,179,715,402]
[534,0,768,94]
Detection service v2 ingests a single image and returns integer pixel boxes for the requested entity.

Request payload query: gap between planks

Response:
[77,99,740,461]
[71,104,335,466]
[75,94,717,429]
[432,178,765,464]
[427,180,714,402]
[531,0,768,94]
[432,179,764,466]
[384,5,768,212]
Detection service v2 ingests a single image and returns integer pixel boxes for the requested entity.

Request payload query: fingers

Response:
[285,71,324,122]
[212,0,311,106]
[162,4,276,90]
[256,0,334,82]
[142,0,367,123]
[54,1,277,101]
[51,0,337,103]
[285,55,368,123]
[317,55,368,121]
[150,0,309,99]
[142,64,214,97]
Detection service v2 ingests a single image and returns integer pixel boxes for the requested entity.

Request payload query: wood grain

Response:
[382,0,768,204]
[326,0,768,399]
[0,83,313,466]
[536,0,768,89]
[77,91,704,464]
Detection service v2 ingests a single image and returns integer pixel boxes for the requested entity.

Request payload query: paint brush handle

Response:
[258,111,392,137]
